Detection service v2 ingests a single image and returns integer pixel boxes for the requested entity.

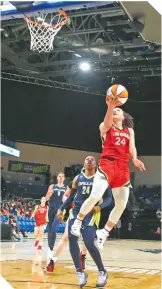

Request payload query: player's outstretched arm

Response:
[100,97,120,137]
[45,184,54,201]
[128,128,146,171]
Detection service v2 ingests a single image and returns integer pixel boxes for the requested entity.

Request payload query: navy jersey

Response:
[48,184,67,211]
[60,173,112,222]
[73,172,94,215]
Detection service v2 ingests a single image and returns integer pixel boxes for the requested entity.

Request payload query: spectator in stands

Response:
[128,222,132,239]
[20,206,25,216]
[9,205,17,215]
[8,214,28,239]
[1,205,9,215]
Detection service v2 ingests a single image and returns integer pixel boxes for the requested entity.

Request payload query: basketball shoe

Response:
[77,271,88,287]
[71,219,82,237]
[96,270,108,287]
[37,245,42,251]
[46,259,55,272]
[96,229,109,250]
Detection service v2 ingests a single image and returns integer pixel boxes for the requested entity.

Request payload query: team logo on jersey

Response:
[39,208,46,213]
[113,131,129,139]
[78,182,93,186]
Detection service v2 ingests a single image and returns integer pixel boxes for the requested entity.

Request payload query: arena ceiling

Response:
[1,2,161,89]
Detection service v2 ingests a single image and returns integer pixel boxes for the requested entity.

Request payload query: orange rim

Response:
[24,11,67,28]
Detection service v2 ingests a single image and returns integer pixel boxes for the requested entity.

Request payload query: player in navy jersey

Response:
[57,156,112,288]
[46,180,88,273]
[45,172,68,262]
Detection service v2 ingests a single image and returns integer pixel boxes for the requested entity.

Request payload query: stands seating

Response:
[1,215,66,233]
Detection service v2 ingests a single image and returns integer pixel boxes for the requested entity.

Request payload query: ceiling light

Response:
[79,62,90,71]
[74,53,81,58]
[3,29,9,37]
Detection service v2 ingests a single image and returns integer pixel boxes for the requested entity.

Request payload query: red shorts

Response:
[98,158,130,188]
[35,220,46,227]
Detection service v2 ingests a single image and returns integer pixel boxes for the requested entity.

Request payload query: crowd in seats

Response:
[1,184,160,241]
[1,194,66,239]
[135,185,161,210]
[0,214,66,237]
[1,195,36,217]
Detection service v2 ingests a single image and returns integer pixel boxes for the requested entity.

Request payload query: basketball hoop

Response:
[24,11,68,53]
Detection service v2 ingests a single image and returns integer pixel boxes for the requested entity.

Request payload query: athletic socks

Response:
[104,225,111,233]
[52,256,58,263]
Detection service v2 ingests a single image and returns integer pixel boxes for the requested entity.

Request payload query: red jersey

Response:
[100,125,130,162]
[35,205,48,227]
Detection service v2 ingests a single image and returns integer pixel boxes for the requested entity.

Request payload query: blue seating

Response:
[45,224,48,233]
[2,215,66,233]
[57,223,66,233]
[29,222,34,232]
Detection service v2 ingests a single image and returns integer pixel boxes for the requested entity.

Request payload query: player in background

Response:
[71,96,145,249]
[45,172,68,262]
[46,180,88,272]
[32,197,48,251]
[57,156,112,287]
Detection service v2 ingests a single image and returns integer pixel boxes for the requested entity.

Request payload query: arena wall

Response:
[1,142,99,176]
[1,142,161,186]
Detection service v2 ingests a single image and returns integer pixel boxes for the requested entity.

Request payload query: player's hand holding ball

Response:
[106,84,128,107]
[106,95,120,108]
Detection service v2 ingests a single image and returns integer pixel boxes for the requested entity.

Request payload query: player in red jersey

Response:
[32,197,48,251]
[71,95,146,249]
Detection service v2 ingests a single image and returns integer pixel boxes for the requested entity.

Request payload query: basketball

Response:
[106,84,128,106]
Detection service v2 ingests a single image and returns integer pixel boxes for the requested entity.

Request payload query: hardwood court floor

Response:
[1,238,161,289]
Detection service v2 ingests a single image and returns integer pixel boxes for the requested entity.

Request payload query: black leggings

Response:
[68,218,105,272]
[48,208,60,250]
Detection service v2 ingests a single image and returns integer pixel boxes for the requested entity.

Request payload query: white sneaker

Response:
[96,229,109,250]
[71,219,82,237]
[96,270,108,287]
[77,271,88,287]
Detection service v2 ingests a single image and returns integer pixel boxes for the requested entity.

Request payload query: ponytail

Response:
[123,111,134,128]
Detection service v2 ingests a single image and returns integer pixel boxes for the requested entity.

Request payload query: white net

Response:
[24,12,67,53]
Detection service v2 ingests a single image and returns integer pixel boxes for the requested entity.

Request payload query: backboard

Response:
[0,1,113,20]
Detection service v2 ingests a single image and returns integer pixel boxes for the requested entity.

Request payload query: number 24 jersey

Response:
[100,125,130,162]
